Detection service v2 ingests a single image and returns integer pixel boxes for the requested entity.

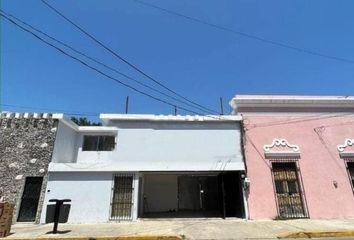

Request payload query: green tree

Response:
[71,117,102,126]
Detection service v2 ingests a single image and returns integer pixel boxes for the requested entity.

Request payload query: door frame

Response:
[109,173,135,221]
[17,176,44,222]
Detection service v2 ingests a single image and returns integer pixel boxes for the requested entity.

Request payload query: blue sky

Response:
[2,0,354,118]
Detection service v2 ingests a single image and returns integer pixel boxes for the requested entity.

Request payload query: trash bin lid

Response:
[49,199,71,203]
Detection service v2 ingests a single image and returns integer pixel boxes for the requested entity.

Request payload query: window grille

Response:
[270,161,309,219]
[345,160,354,193]
[110,174,134,221]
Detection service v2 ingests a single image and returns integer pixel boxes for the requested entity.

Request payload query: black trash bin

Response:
[46,199,71,234]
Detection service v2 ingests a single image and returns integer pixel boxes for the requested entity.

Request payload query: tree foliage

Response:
[71,117,102,126]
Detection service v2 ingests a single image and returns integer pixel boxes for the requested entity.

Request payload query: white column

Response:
[132,173,140,221]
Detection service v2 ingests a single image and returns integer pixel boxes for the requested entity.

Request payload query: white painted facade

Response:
[40,172,139,223]
[41,114,245,223]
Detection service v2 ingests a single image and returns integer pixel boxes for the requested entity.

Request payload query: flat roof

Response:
[233,95,354,101]
[100,114,242,123]
[230,95,354,113]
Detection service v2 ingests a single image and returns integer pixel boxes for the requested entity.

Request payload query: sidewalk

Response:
[5,218,354,240]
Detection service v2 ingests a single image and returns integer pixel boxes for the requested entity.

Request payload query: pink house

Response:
[230,95,354,219]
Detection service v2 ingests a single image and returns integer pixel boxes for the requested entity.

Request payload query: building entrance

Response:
[140,172,244,218]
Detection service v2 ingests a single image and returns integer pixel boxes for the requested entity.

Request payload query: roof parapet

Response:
[230,95,354,114]
[0,112,59,119]
[100,114,242,124]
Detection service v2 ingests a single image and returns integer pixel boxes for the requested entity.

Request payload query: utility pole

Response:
[220,97,224,115]
[174,106,177,116]
[125,96,129,114]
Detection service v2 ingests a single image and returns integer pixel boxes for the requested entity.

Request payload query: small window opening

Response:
[83,135,115,151]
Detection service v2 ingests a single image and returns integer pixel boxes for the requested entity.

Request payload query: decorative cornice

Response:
[263,138,300,158]
[337,139,354,152]
[230,95,354,114]
[337,139,354,158]
[264,139,300,152]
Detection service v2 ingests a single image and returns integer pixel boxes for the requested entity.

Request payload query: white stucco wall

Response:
[50,121,244,172]
[51,122,79,163]
[40,172,139,223]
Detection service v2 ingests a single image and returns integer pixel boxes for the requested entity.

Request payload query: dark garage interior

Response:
[140,171,245,218]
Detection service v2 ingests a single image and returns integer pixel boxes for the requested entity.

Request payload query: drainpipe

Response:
[240,115,250,220]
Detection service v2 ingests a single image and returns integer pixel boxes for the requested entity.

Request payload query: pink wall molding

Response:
[337,139,354,158]
[263,138,300,158]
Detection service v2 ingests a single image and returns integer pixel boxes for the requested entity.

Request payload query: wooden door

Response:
[272,162,307,218]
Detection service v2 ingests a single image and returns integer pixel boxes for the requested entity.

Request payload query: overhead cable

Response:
[133,0,354,64]
[1,9,217,115]
[40,0,219,114]
[0,10,223,117]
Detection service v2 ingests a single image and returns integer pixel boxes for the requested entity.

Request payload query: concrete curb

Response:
[278,230,354,238]
[5,236,184,240]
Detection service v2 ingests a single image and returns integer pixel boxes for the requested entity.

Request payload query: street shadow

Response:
[45,230,71,234]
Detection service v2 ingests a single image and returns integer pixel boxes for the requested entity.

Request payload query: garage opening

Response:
[139,172,244,218]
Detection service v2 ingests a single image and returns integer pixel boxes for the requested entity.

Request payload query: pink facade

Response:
[232,95,354,219]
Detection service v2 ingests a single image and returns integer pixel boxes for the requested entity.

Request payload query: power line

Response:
[245,134,271,170]
[315,120,354,130]
[313,127,347,175]
[0,10,217,115]
[40,0,219,114]
[0,11,218,117]
[133,0,354,65]
[1,103,99,116]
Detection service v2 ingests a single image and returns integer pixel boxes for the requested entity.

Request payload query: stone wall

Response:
[0,113,57,223]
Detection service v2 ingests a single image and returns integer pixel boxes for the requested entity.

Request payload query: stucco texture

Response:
[243,115,354,219]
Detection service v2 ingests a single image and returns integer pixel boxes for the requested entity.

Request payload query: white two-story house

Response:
[40,114,247,223]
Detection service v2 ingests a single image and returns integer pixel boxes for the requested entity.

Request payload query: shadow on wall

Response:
[48,172,113,182]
